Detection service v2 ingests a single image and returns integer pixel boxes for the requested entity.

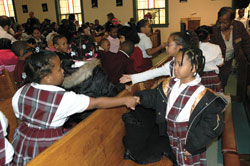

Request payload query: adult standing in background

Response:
[0,16,16,43]
[235,8,249,30]
[26,11,40,34]
[210,7,250,90]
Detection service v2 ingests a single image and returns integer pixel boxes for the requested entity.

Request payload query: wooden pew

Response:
[26,56,173,166]
[0,98,18,142]
[0,69,17,101]
[222,98,241,166]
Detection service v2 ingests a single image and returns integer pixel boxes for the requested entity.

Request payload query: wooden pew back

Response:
[0,98,18,142]
[222,98,241,166]
[0,69,16,101]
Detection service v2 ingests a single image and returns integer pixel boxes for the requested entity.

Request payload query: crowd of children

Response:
[0,7,241,165]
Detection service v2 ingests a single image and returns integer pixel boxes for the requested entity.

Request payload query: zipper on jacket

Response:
[185,96,219,144]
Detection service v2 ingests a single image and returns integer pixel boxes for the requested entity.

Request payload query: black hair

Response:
[27,38,36,45]
[24,50,58,83]
[99,38,109,46]
[120,40,135,56]
[107,24,118,33]
[53,35,66,45]
[136,19,149,33]
[170,31,199,48]
[0,38,12,49]
[71,35,96,59]
[218,7,235,20]
[107,13,114,20]
[69,14,75,21]
[195,25,213,42]
[118,26,140,44]
[179,47,205,77]
[32,27,41,33]
[0,16,11,28]
[11,41,29,57]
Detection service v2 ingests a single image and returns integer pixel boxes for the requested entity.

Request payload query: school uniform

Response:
[200,42,224,92]
[0,112,14,165]
[138,33,153,69]
[135,77,227,166]
[12,83,90,165]
[101,50,135,84]
[129,46,152,73]
[107,36,120,53]
[130,58,174,84]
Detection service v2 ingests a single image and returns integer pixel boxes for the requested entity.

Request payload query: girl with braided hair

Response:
[134,47,227,165]
[11,50,138,165]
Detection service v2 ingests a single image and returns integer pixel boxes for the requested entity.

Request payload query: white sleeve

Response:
[0,112,14,164]
[12,86,24,119]
[53,91,90,121]
[144,36,152,50]
[215,46,224,66]
[131,61,171,84]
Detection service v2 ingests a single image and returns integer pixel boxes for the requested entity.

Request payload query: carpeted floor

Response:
[217,102,250,165]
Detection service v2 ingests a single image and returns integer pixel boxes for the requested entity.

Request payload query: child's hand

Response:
[120,74,132,84]
[125,96,140,110]
[125,85,132,92]
[184,149,191,156]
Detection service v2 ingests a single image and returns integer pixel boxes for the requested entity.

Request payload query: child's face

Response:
[101,40,110,52]
[44,56,64,86]
[110,28,118,38]
[32,29,41,40]
[165,36,181,57]
[174,52,196,83]
[141,21,151,35]
[55,37,69,53]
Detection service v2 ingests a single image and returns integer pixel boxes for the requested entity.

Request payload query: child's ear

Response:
[41,74,52,84]
[191,64,197,75]
[54,44,58,49]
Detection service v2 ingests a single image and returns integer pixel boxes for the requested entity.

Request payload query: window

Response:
[57,0,83,25]
[0,0,15,18]
[134,0,168,27]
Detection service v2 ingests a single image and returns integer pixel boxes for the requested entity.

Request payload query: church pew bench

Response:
[222,97,241,166]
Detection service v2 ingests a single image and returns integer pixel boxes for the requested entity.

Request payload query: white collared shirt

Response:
[165,76,205,122]
[0,111,14,164]
[0,26,16,43]
[138,33,152,58]
[12,83,90,127]
[131,59,175,84]
[200,42,224,74]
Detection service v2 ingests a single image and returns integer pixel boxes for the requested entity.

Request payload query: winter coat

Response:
[62,58,125,97]
[135,77,228,155]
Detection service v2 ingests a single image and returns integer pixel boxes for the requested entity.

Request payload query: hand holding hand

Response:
[120,74,132,84]
[125,96,140,110]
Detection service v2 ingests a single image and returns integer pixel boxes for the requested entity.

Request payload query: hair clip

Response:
[186,31,190,36]
[82,44,86,49]
[35,47,40,53]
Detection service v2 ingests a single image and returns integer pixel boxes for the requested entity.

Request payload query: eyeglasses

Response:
[166,43,177,47]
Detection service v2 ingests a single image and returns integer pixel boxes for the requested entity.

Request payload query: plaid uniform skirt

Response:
[11,123,64,166]
[167,119,207,166]
[201,71,222,92]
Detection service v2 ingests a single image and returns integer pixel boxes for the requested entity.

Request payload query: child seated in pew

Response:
[107,25,120,53]
[136,19,166,70]
[118,26,147,72]
[0,111,14,165]
[53,35,73,60]
[11,50,138,165]
[101,40,136,84]
[126,48,227,165]
[97,38,111,61]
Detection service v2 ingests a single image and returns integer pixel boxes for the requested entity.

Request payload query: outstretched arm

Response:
[87,96,140,110]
